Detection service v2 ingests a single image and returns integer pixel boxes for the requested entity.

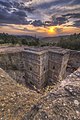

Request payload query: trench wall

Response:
[0,52,26,84]
[67,50,80,73]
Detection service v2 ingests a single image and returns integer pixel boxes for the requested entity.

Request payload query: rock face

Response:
[0,68,41,120]
[0,46,70,89]
[0,47,80,89]
[0,46,80,120]
[48,47,69,84]
[67,50,80,74]
[0,51,26,84]
[22,68,80,120]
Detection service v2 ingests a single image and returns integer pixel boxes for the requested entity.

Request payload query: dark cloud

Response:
[52,16,68,25]
[0,1,34,13]
[0,7,30,25]
[70,0,80,5]
[0,1,12,7]
[0,0,34,26]
[13,10,27,17]
[73,20,80,27]
[12,1,35,13]
[0,0,80,32]
[0,0,33,24]
[31,20,44,27]
[55,16,68,24]
[23,6,35,13]
[63,13,80,18]
[44,16,68,26]
[35,0,73,9]
[12,1,21,8]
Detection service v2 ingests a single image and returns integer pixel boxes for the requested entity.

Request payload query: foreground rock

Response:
[0,68,41,120]
[22,68,80,120]
[0,63,80,120]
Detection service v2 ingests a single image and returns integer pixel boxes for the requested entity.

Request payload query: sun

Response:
[48,26,55,34]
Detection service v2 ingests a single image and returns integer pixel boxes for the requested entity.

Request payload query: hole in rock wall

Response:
[30,67,32,71]
[44,67,45,71]
[53,66,55,70]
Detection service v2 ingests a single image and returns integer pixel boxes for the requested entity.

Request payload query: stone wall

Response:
[23,47,69,89]
[67,50,80,74]
[23,50,49,89]
[48,49,69,84]
[23,51,41,88]
[0,47,70,89]
[1,47,80,89]
[0,52,26,84]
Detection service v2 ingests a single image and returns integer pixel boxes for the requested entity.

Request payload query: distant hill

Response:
[0,33,80,50]
[40,35,70,44]
[16,35,35,39]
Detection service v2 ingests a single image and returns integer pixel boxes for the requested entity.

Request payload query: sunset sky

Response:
[0,0,80,37]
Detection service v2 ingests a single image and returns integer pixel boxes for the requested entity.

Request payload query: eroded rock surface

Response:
[22,68,80,120]
[0,46,80,120]
[0,68,41,120]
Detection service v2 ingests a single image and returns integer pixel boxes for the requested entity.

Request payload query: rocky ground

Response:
[0,46,25,53]
[0,68,41,120]
[22,68,80,120]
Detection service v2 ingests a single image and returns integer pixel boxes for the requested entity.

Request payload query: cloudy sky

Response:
[0,0,80,36]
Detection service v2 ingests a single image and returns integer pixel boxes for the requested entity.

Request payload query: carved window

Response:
[44,67,45,71]
[53,66,55,70]
[30,67,32,71]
